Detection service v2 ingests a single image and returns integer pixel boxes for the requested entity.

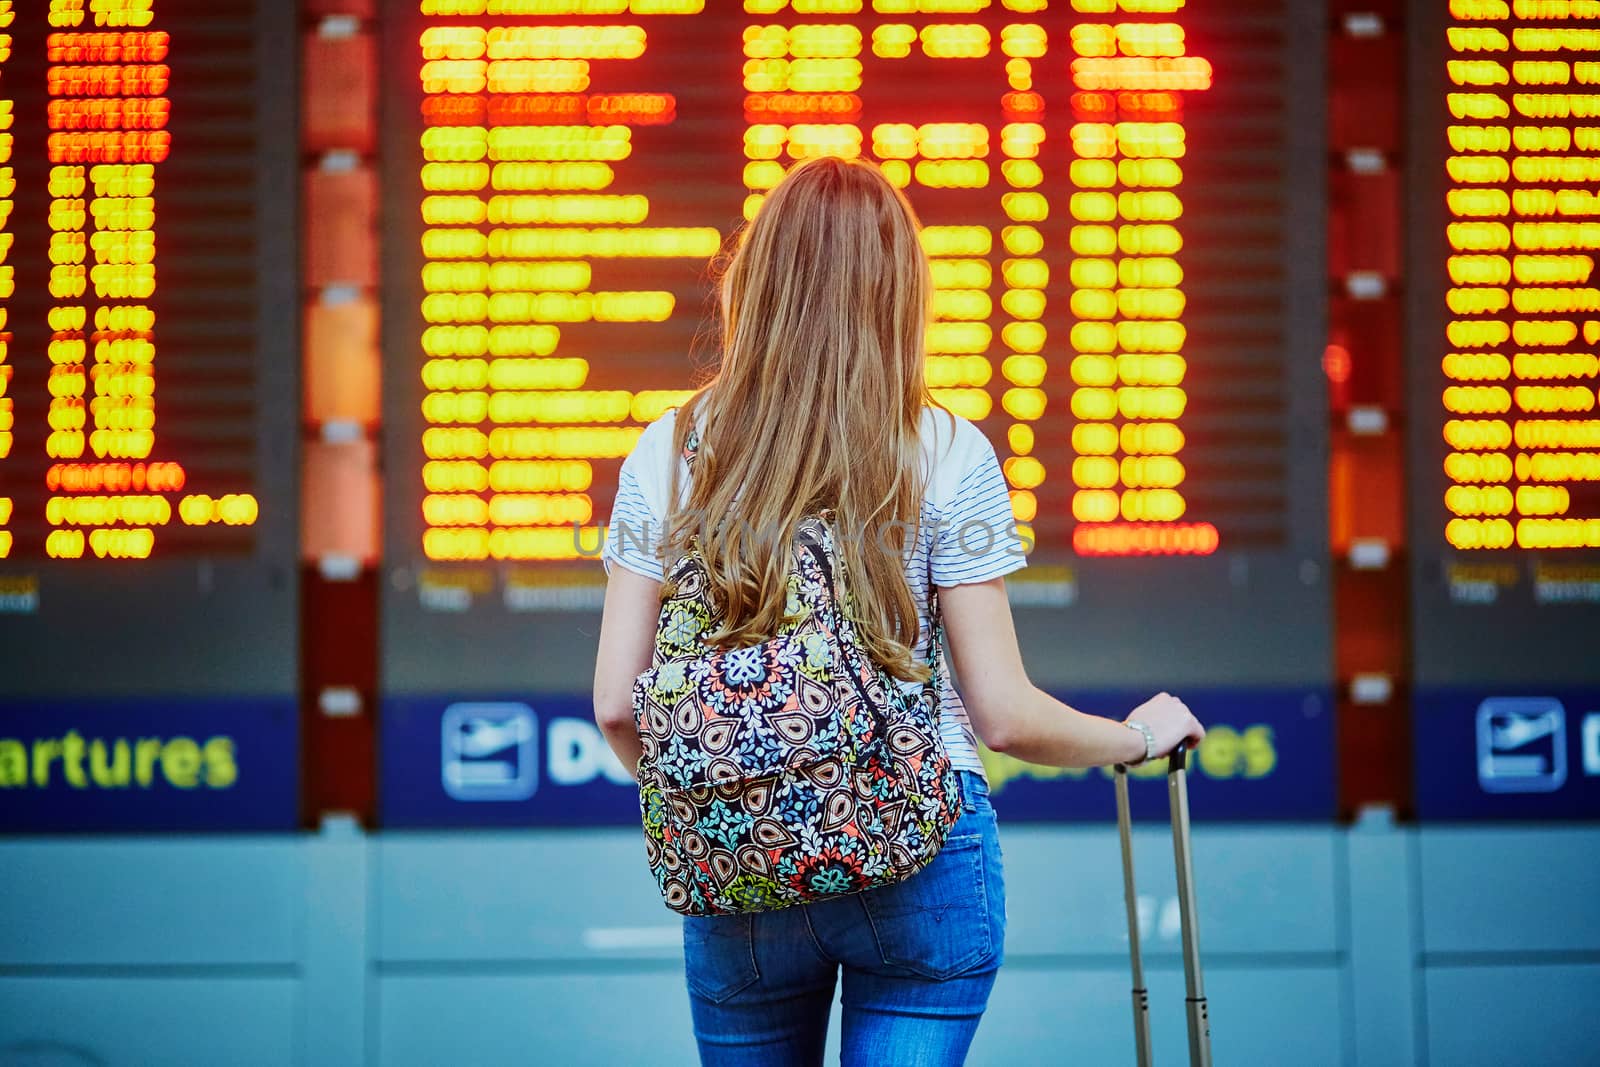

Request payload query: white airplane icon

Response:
[457,715,534,758]
[1490,710,1561,751]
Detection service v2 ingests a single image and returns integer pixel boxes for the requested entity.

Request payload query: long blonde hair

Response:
[666,156,940,682]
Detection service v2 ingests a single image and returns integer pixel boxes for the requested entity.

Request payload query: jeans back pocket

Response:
[683,913,761,1003]
[858,832,996,980]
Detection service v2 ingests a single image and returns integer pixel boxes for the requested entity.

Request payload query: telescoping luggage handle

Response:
[1114,743,1212,1067]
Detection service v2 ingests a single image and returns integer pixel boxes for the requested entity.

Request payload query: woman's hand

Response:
[940,578,1199,768]
[1126,692,1206,760]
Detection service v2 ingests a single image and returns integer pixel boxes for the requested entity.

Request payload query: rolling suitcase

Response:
[1114,743,1212,1067]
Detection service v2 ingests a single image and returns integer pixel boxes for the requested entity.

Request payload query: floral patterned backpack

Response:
[630,432,963,916]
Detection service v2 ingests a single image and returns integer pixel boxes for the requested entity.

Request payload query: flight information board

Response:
[1408,0,1600,818]
[379,0,1332,826]
[0,0,299,831]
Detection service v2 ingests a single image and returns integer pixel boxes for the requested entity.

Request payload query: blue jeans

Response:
[682,771,1006,1067]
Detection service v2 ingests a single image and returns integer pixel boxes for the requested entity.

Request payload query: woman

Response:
[592,157,1205,1066]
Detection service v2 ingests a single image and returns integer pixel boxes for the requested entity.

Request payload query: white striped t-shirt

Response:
[602,405,1028,776]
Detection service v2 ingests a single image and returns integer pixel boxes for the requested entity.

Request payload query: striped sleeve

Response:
[929,434,1028,587]
[602,415,675,581]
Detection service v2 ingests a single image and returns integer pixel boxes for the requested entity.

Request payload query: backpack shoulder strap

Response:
[676,418,940,675]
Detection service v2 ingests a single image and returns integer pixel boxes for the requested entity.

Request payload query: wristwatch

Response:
[1123,720,1156,766]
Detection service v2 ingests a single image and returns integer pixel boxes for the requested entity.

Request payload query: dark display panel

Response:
[0,0,299,831]
[1408,0,1600,818]
[380,0,1332,825]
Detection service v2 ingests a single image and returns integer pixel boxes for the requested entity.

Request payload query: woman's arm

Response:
[592,566,663,777]
[939,577,1205,767]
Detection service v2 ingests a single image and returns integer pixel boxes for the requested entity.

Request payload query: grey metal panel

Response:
[375,966,1349,1067]
[375,830,676,962]
[1423,965,1600,1067]
[377,973,699,1067]
[0,978,297,1067]
[1348,822,1424,1067]
[972,965,1347,1067]
[374,826,1340,965]
[1417,827,1600,954]
[0,840,302,966]
[302,826,370,1067]
[1017,557,1332,691]
[374,965,1349,1067]
[7,825,1600,1064]
[1002,826,1342,956]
